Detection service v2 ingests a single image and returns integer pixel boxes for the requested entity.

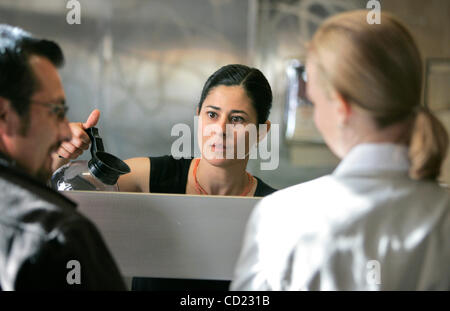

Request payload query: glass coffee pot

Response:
[51,127,130,191]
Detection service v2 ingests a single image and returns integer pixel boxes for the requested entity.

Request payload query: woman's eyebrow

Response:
[230,110,249,116]
[206,105,221,110]
[206,105,249,116]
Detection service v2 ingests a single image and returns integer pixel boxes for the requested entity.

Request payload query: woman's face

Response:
[197,85,259,167]
[306,60,342,157]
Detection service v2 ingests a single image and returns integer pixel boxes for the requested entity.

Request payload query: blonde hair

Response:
[308,10,449,181]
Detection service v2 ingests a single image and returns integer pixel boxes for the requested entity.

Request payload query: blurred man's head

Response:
[0,25,71,182]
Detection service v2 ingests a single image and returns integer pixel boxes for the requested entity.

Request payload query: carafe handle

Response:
[85,127,105,159]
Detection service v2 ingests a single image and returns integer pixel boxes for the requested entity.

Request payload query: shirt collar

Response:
[0,151,77,209]
[333,143,410,178]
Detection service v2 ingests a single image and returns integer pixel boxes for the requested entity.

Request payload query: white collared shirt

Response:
[231,143,450,290]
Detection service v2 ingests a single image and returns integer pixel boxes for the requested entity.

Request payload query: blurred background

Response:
[1,0,449,189]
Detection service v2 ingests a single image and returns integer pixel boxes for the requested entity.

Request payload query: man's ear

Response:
[0,97,11,133]
[196,106,200,116]
[0,97,20,135]
[257,120,271,142]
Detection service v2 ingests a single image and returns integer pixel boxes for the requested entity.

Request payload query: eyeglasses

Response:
[31,100,69,121]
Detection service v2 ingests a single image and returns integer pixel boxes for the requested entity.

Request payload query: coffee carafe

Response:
[51,127,130,191]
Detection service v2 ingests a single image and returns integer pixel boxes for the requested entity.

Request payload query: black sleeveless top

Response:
[149,155,277,197]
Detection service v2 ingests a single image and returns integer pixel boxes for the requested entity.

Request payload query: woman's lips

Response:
[210,144,228,152]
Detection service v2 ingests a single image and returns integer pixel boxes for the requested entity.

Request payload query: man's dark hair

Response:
[0,24,64,117]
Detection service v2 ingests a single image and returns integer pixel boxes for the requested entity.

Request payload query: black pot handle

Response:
[85,127,105,159]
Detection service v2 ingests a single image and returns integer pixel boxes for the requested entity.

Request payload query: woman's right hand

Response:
[56,109,101,159]
[52,109,150,193]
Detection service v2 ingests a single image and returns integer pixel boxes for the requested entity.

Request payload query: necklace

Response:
[192,158,254,196]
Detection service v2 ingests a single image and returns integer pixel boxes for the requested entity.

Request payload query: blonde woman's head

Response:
[306,10,448,181]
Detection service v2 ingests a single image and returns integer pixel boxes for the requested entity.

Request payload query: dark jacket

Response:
[0,154,126,290]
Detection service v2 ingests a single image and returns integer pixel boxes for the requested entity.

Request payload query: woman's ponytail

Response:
[409,107,449,180]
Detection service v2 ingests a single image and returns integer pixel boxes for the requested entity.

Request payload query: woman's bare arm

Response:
[117,157,151,193]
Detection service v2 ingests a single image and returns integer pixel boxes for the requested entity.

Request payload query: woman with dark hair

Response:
[121,64,276,197]
[57,64,276,197]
